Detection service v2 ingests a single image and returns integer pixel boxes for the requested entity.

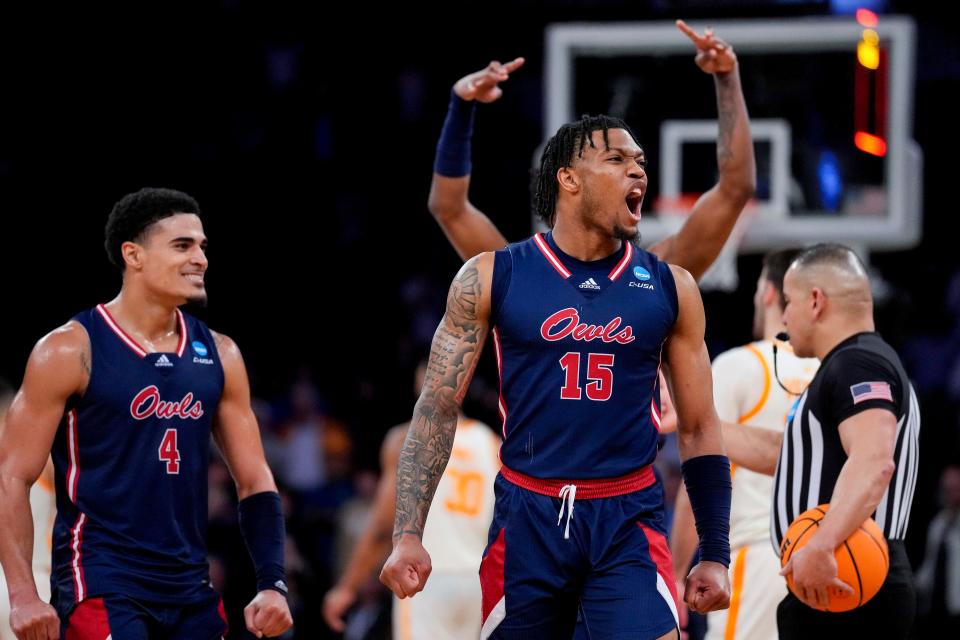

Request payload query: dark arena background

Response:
[1,1,957,638]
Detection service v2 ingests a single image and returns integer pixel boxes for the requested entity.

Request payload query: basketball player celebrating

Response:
[333,20,752,639]
[382,102,733,637]
[670,249,819,640]
[0,189,292,639]
[427,20,754,279]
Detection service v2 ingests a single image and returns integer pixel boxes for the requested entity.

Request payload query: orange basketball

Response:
[778,503,889,612]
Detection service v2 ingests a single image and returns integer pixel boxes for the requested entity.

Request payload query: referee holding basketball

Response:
[763,244,920,637]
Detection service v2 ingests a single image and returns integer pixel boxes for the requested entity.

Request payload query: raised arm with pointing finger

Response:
[427,57,523,259]
[427,20,755,279]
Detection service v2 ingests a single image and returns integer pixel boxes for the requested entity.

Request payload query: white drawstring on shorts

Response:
[557,484,577,539]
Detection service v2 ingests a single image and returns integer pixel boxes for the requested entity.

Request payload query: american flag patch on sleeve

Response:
[850,381,893,404]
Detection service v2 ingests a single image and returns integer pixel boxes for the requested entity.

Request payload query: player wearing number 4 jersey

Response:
[0,188,292,640]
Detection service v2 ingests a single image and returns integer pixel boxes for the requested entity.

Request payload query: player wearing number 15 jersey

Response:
[382,118,733,640]
[0,188,291,640]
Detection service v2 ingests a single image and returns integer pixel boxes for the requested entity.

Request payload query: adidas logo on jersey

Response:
[155,354,174,368]
[579,277,601,290]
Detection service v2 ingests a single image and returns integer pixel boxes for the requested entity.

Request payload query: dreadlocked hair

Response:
[533,114,638,227]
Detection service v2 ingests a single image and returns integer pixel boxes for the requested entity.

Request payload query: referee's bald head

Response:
[782,243,875,358]
[787,243,872,313]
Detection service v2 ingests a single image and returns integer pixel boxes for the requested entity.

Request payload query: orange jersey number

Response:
[443,468,485,516]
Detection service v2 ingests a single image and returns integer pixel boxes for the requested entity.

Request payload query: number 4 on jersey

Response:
[159,428,181,474]
[559,352,615,401]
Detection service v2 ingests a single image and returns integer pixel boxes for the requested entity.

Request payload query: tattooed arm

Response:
[0,321,89,639]
[648,21,755,281]
[380,252,493,598]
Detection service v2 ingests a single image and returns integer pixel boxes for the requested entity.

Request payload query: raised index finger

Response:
[502,57,526,74]
[676,19,707,48]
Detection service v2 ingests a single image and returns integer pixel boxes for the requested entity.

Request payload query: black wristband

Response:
[237,491,288,596]
[681,455,732,567]
[433,90,476,177]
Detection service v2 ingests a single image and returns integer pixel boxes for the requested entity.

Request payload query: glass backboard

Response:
[542,16,921,253]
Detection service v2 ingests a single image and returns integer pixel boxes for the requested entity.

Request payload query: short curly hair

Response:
[104,188,201,270]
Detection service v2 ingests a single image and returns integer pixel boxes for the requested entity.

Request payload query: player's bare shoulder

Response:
[668,263,697,292]
[452,251,495,293]
[209,330,242,363]
[208,330,254,400]
[28,320,92,393]
[447,251,495,319]
[667,263,706,333]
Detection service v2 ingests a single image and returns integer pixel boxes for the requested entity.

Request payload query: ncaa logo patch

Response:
[192,341,208,357]
[633,266,651,281]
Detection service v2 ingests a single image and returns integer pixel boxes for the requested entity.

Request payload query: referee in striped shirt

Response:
[766,244,920,637]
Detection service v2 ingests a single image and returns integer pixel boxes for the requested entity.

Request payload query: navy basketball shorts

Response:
[480,465,679,639]
[61,589,227,640]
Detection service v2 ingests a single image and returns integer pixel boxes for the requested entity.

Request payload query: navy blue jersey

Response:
[490,233,678,479]
[50,304,224,610]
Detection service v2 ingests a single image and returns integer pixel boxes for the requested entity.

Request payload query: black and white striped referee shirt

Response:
[771,331,920,548]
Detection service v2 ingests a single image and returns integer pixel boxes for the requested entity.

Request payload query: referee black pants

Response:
[777,540,915,639]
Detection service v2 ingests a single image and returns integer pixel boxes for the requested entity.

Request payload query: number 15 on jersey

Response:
[559,352,615,401]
